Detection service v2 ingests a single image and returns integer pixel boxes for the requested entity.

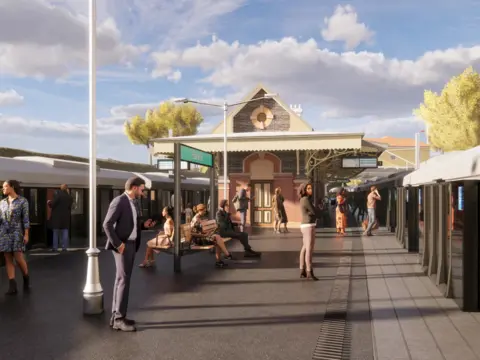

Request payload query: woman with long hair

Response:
[0,180,31,294]
[336,188,347,235]
[298,182,318,281]
[139,206,173,268]
[272,187,289,233]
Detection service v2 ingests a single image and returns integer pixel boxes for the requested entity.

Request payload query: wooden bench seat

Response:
[148,220,231,254]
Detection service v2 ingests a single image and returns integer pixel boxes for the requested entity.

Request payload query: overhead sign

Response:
[342,157,379,169]
[180,144,213,167]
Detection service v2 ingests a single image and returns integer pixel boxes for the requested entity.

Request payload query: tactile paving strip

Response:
[312,239,352,360]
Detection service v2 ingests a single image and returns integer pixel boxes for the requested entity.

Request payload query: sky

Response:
[1,0,479,163]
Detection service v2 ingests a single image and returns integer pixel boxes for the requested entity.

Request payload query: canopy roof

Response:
[403,146,480,186]
[151,131,384,155]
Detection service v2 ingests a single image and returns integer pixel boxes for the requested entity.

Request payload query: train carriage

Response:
[0,156,211,249]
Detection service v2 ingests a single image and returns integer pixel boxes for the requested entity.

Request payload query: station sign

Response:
[180,144,213,167]
[342,157,379,169]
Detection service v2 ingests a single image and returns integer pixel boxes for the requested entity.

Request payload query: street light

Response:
[83,0,104,315]
[415,130,425,170]
[174,93,278,199]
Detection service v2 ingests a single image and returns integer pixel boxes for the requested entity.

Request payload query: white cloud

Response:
[151,36,480,121]
[0,90,24,106]
[112,0,247,47]
[321,5,374,50]
[167,70,182,83]
[0,0,149,78]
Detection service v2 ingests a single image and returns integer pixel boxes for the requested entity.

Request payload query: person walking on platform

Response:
[364,186,381,236]
[272,187,289,234]
[216,200,261,258]
[49,184,73,252]
[103,177,157,332]
[336,188,347,235]
[298,182,318,281]
[232,186,253,232]
[0,180,31,295]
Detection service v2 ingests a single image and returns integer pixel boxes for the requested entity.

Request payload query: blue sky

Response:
[1,0,479,163]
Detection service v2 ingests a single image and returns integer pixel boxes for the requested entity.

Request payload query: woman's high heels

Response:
[300,269,307,278]
[307,270,319,281]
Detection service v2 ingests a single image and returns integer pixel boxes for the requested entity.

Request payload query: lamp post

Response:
[83,0,104,315]
[414,130,425,170]
[174,93,278,199]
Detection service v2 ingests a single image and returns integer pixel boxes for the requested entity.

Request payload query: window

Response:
[29,189,39,222]
[70,189,84,215]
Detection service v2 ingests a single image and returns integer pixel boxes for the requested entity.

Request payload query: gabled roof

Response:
[365,136,428,147]
[211,84,313,133]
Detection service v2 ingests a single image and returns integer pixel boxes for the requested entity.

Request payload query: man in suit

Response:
[103,176,156,332]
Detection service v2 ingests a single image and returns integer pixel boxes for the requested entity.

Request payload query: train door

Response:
[99,188,111,234]
[24,188,48,249]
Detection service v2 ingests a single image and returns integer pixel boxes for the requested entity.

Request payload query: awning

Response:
[151,131,377,155]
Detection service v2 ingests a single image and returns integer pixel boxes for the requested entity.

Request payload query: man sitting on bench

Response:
[216,199,261,258]
[191,203,233,268]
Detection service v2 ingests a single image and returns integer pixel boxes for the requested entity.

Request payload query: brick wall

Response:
[233,89,291,132]
[217,150,306,175]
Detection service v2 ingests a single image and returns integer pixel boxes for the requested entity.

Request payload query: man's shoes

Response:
[112,318,136,332]
[244,249,261,258]
[110,315,136,328]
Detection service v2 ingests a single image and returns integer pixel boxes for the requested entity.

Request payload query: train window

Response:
[113,189,121,198]
[150,190,156,201]
[71,189,84,215]
[29,189,39,221]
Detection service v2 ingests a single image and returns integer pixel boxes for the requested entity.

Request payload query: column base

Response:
[83,292,104,315]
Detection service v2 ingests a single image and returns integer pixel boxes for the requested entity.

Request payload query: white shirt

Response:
[125,193,138,241]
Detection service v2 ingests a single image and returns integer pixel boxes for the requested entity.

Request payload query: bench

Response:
[148,219,232,255]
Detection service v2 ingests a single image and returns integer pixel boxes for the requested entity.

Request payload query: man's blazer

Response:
[103,194,145,252]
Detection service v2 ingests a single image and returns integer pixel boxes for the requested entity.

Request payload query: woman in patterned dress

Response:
[0,180,31,295]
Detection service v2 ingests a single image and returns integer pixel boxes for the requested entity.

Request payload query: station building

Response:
[152,85,385,230]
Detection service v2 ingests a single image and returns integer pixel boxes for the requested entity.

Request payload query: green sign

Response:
[180,144,213,167]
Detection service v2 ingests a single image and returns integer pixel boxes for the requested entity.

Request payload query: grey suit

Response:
[103,194,145,321]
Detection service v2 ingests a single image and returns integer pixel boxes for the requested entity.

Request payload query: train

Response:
[0,156,212,249]
[350,146,480,312]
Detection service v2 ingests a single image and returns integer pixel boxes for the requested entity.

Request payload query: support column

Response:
[427,185,437,276]
[436,183,448,287]
[173,142,181,274]
[406,186,419,253]
[461,181,479,311]
[209,167,216,219]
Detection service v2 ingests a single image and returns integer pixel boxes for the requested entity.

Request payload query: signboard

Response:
[180,144,213,167]
[156,159,190,170]
[342,157,378,169]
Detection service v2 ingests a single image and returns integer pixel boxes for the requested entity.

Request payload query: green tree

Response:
[124,101,204,163]
[414,66,480,152]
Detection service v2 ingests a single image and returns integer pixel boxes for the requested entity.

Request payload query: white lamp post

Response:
[414,130,425,170]
[83,0,104,315]
[174,93,278,199]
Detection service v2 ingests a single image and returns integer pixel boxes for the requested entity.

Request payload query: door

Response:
[251,182,273,226]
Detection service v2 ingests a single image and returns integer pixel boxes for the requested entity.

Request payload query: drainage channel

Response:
[312,237,353,360]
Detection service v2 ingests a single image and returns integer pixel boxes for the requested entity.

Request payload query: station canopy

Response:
[150,131,385,181]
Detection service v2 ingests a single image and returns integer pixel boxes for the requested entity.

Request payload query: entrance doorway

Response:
[251,181,273,226]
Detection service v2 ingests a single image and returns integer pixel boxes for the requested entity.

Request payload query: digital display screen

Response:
[342,157,378,168]
[458,186,464,211]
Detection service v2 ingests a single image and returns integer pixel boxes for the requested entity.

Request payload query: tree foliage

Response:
[124,101,204,148]
[414,66,480,152]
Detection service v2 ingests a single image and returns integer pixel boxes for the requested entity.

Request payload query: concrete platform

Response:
[0,227,478,360]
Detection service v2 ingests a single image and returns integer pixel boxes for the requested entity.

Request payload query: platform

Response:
[0,229,479,360]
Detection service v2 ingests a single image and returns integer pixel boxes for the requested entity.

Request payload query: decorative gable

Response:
[211,84,313,134]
